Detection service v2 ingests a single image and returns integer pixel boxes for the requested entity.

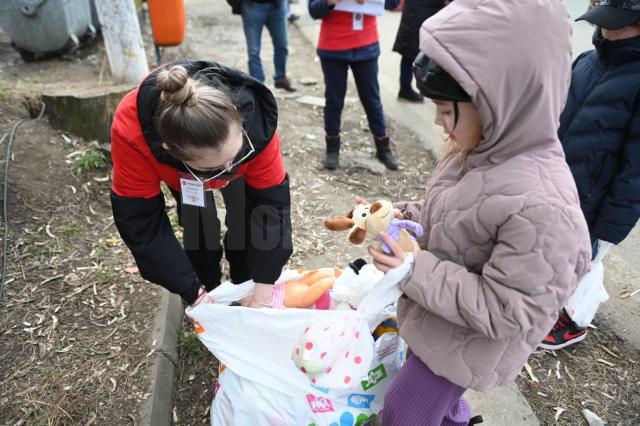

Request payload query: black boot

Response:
[469,415,484,425]
[324,135,340,170]
[374,135,398,171]
[398,79,423,103]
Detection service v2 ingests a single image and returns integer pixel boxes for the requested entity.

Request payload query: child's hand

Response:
[368,232,420,272]
[355,196,405,219]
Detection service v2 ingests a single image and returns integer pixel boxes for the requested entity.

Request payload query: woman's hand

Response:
[327,0,342,5]
[241,282,273,308]
[355,196,405,219]
[191,287,215,307]
[368,232,420,273]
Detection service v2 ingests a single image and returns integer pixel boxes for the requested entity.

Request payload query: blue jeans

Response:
[241,0,288,83]
[320,56,387,138]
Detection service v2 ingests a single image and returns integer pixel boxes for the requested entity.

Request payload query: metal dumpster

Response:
[0,0,96,60]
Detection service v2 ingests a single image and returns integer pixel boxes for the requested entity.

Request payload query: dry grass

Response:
[517,322,640,425]
[0,119,161,425]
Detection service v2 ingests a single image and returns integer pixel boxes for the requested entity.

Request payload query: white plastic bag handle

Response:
[358,255,413,330]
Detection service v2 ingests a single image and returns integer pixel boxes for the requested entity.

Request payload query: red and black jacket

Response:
[110,60,292,304]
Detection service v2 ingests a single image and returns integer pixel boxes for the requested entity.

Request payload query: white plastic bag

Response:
[211,368,310,425]
[565,261,609,328]
[186,256,412,426]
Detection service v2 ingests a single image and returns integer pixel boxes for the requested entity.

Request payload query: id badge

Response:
[180,177,206,207]
[353,13,363,31]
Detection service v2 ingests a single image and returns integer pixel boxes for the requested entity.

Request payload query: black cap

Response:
[577,1,640,30]
[413,53,471,102]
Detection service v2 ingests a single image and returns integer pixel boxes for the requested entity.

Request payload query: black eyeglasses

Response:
[182,128,255,182]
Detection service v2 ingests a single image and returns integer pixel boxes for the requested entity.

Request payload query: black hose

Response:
[0,104,46,301]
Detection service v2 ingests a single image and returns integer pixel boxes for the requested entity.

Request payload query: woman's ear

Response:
[324,217,354,231]
[349,227,367,245]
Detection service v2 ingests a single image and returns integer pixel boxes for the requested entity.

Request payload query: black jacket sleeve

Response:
[245,175,293,283]
[308,0,335,19]
[385,0,400,10]
[111,192,201,304]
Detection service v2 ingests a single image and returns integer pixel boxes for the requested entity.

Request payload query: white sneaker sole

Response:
[538,332,587,350]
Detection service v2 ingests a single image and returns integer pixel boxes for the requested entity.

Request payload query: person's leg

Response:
[220,178,251,284]
[267,0,296,90]
[320,57,349,169]
[442,396,473,426]
[320,57,348,137]
[172,190,224,291]
[286,0,300,23]
[351,58,386,138]
[383,351,470,426]
[400,55,414,84]
[351,58,398,170]
[241,1,268,82]
[542,237,599,350]
[398,55,423,102]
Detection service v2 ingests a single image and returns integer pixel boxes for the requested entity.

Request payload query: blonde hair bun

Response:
[156,65,197,105]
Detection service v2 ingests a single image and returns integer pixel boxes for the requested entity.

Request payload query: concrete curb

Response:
[466,385,539,425]
[138,290,185,426]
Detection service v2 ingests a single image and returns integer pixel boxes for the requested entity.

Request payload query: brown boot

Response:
[275,76,297,92]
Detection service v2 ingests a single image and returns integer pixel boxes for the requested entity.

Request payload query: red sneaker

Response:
[539,309,587,350]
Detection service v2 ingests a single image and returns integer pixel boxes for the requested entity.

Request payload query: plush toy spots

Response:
[292,315,372,389]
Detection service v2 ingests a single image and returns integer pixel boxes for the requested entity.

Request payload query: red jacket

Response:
[111,89,286,198]
[317,11,379,51]
[110,61,292,304]
[308,0,400,52]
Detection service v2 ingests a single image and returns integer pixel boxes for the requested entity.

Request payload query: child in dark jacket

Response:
[308,0,400,171]
[541,0,640,350]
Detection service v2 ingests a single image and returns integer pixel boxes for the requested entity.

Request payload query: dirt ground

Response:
[0,107,162,423]
[1,0,639,425]
[517,320,640,425]
[0,21,164,426]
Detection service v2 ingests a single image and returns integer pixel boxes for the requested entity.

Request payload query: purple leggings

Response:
[383,351,471,425]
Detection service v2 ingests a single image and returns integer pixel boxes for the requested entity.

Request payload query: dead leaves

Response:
[619,288,640,299]
[519,329,640,425]
[1,172,158,424]
[524,362,539,384]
